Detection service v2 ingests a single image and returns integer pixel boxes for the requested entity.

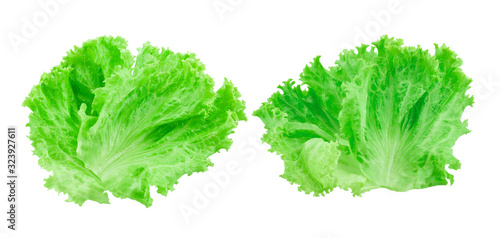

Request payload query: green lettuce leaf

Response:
[24,36,246,206]
[254,36,472,196]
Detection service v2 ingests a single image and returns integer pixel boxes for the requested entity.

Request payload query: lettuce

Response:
[24,36,246,206]
[254,36,473,196]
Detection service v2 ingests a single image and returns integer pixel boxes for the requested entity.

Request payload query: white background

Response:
[1,0,499,237]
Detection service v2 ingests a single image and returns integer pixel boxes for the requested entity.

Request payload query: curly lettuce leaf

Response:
[24,36,246,206]
[254,60,369,196]
[23,36,133,205]
[254,36,472,195]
